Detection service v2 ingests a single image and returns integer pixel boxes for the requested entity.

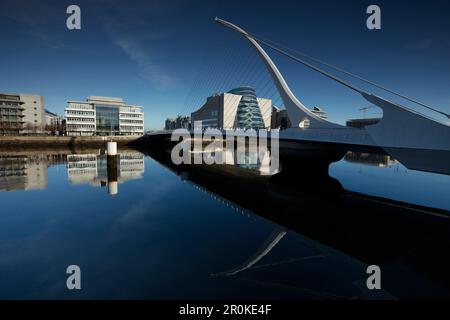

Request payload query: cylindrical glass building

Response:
[228,86,266,130]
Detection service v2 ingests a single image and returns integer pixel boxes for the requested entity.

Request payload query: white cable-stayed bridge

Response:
[140,18,450,175]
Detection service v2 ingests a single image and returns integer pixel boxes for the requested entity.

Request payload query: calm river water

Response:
[0,148,449,299]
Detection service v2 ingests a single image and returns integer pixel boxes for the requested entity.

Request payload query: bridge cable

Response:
[247,32,450,119]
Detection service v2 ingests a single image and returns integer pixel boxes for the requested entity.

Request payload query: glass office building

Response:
[228,87,266,130]
[191,87,272,130]
[65,96,144,136]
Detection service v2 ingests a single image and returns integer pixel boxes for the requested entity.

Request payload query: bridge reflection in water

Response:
[1,146,449,298]
[135,142,450,299]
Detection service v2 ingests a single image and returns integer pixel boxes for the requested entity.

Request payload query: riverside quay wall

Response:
[0,136,139,149]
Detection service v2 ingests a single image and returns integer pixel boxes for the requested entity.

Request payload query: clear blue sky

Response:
[1,0,449,129]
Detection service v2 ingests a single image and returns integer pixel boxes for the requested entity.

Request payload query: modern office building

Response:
[0,93,25,135]
[1,93,47,134]
[191,86,272,130]
[271,106,291,129]
[271,106,327,129]
[45,109,65,135]
[20,94,46,130]
[45,109,64,127]
[165,118,176,130]
[273,105,385,130]
[65,96,144,136]
[176,115,191,129]
[165,115,191,130]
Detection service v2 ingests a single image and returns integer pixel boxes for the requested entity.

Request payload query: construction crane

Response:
[359,106,371,119]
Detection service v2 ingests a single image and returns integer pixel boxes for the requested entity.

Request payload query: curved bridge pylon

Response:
[215,18,450,153]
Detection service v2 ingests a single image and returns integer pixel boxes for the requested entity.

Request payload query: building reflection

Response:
[226,147,279,175]
[0,156,47,191]
[186,144,280,176]
[344,152,395,167]
[0,155,49,191]
[0,151,144,194]
[67,152,144,195]
[135,144,450,298]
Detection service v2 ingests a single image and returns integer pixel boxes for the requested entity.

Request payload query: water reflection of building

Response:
[344,152,395,167]
[187,146,279,176]
[0,155,47,191]
[67,152,145,195]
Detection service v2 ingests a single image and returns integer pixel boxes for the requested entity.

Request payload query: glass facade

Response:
[228,87,266,130]
[95,104,120,135]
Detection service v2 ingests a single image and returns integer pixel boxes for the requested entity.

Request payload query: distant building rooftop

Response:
[0,93,22,102]
[67,96,142,109]
[45,109,58,116]
[87,96,124,103]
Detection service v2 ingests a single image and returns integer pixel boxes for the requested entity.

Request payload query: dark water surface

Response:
[0,148,449,299]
